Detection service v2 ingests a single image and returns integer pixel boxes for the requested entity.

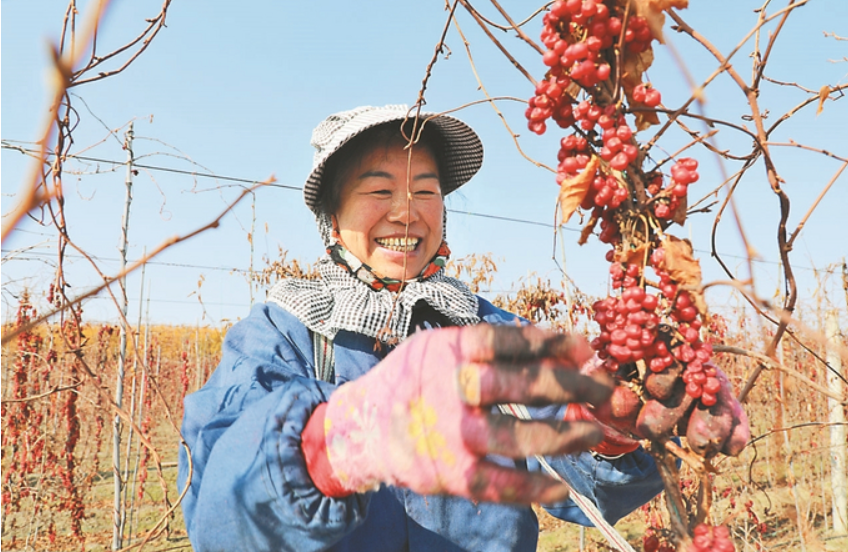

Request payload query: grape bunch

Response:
[590,249,721,409]
[591,268,661,374]
[525,1,750,549]
[525,0,723,407]
[689,523,736,552]
[648,158,700,220]
[526,0,656,201]
[642,534,675,552]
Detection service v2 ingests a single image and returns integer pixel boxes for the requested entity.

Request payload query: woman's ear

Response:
[331,214,341,239]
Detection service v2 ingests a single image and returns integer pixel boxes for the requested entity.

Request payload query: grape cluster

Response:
[589,247,718,407]
[525,0,669,224]
[556,134,590,180]
[525,1,740,547]
[689,523,736,552]
[586,173,628,209]
[642,534,675,552]
[591,264,662,373]
[633,83,662,107]
[649,247,718,405]
[526,78,573,135]
[597,208,621,244]
[598,117,639,171]
[541,0,618,87]
[648,158,700,219]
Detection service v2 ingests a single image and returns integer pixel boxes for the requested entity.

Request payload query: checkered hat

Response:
[304,104,484,214]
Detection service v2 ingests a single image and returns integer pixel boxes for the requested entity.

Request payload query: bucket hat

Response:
[303,104,483,214]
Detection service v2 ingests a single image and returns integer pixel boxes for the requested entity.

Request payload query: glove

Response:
[302,324,615,504]
[563,402,640,457]
[563,356,640,457]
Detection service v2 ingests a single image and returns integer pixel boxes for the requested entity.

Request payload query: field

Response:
[3,275,846,552]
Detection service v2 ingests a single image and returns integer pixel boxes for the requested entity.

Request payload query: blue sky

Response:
[2,0,846,327]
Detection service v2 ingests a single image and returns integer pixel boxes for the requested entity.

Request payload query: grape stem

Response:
[650,442,695,550]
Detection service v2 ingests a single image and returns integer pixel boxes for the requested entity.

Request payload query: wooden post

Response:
[826,310,847,534]
[113,122,134,551]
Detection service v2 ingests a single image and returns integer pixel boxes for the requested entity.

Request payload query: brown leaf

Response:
[616,240,650,265]
[558,156,600,225]
[631,0,689,43]
[661,235,708,316]
[578,212,600,245]
[670,193,688,226]
[621,49,654,95]
[817,85,830,116]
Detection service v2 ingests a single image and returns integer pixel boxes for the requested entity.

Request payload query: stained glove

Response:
[563,356,641,456]
[301,324,615,504]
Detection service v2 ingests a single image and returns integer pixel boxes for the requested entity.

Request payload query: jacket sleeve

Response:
[530,440,665,526]
[477,297,664,526]
[177,303,370,552]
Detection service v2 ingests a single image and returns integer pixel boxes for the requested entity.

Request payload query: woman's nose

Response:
[386,191,419,224]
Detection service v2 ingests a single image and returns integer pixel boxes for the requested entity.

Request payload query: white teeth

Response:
[376,237,420,252]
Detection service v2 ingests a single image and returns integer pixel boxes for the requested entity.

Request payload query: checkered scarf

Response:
[267,215,479,343]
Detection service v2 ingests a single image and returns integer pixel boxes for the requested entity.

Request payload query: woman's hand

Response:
[307,324,615,504]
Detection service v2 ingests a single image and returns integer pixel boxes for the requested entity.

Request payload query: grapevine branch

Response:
[785,160,847,249]
[702,278,848,387]
[458,0,539,86]
[747,421,848,447]
[665,6,817,404]
[450,17,556,172]
[487,0,545,55]
[0,382,83,404]
[649,0,811,150]
[767,139,848,164]
[412,0,459,114]
[1,182,270,347]
[70,0,173,87]
[473,2,848,548]
[712,344,847,404]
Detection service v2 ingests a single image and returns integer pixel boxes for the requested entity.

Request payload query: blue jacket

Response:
[178,298,664,552]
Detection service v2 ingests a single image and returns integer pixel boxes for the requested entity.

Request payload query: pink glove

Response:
[302,324,615,504]
[562,357,641,456]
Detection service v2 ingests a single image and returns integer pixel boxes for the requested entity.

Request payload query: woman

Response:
[178,105,737,552]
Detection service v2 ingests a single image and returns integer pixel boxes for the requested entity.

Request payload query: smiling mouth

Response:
[375,237,420,253]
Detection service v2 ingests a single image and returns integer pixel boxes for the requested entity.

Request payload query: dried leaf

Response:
[558,156,600,225]
[578,212,600,245]
[616,241,650,265]
[621,49,654,94]
[661,235,707,316]
[634,109,661,131]
[660,236,699,286]
[631,0,689,43]
[817,85,830,116]
[670,193,688,226]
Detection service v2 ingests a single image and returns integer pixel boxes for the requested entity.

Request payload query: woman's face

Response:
[333,141,444,281]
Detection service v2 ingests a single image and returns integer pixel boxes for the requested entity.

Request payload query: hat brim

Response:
[304,106,483,214]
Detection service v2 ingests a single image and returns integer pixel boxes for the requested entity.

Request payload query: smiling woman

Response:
[176,104,691,552]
